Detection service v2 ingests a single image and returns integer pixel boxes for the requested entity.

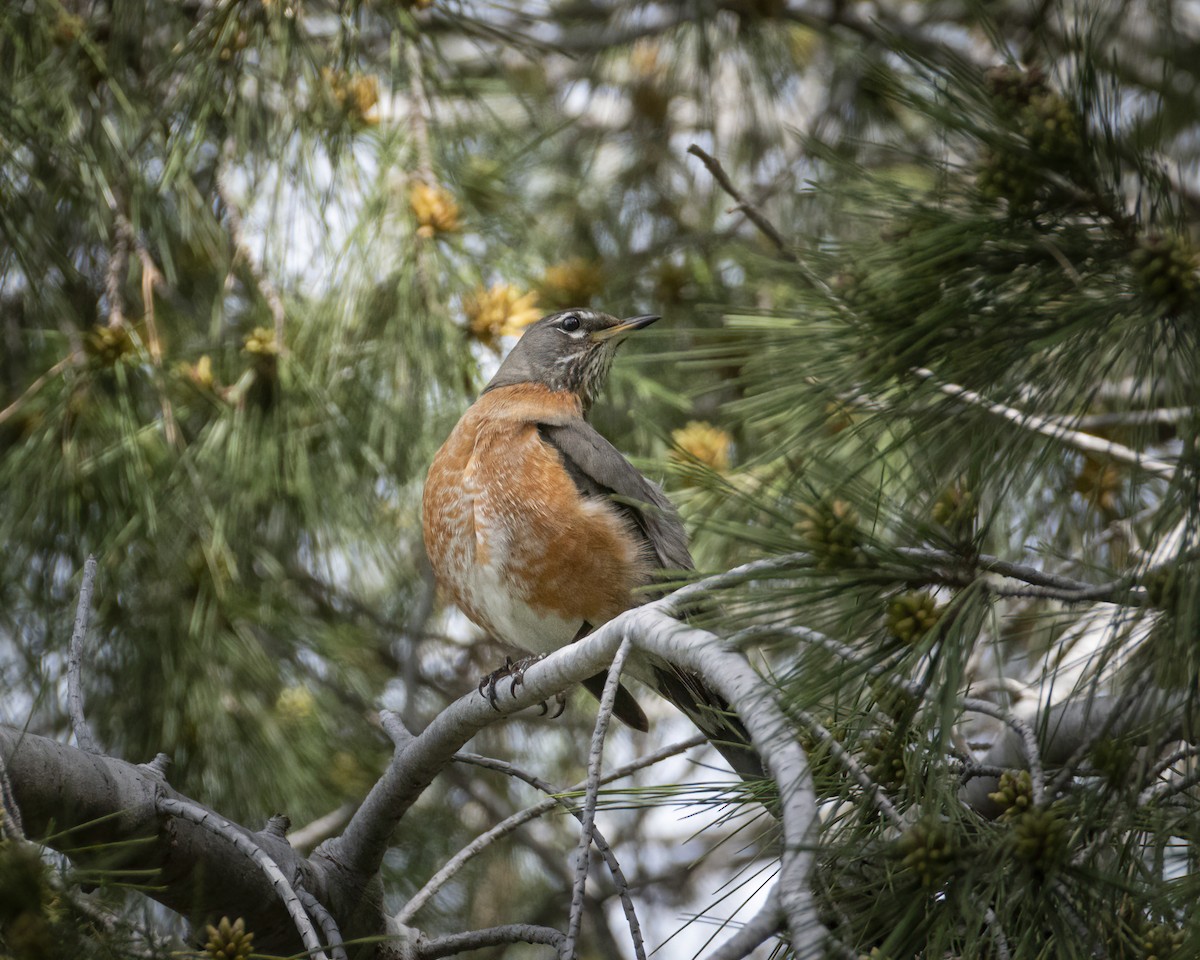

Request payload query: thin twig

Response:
[564,634,633,960]
[702,884,784,960]
[1139,760,1200,805]
[962,698,1045,805]
[126,223,180,448]
[393,735,705,927]
[217,145,287,351]
[105,214,133,329]
[453,753,646,960]
[67,555,101,755]
[895,547,1144,606]
[1143,744,1200,786]
[687,145,797,263]
[793,710,903,827]
[157,797,329,960]
[296,886,348,960]
[984,908,1013,960]
[0,353,78,426]
[414,923,565,958]
[912,368,1177,480]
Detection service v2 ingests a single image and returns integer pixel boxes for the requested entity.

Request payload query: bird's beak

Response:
[591,314,661,341]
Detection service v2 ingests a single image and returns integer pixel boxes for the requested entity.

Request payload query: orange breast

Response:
[422,384,645,650]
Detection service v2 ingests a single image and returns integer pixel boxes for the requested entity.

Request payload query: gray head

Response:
[483,308,660,411]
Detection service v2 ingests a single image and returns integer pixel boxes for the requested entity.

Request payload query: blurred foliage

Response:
[2,0,1200,956]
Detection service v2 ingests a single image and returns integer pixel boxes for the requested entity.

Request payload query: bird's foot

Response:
[478,654,545,711]
[538,691,568,720]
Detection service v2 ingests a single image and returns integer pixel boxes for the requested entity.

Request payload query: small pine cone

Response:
[1132,233,1198,316]
[1012,805,1069,872]
[863,730,906,789]
[885,591,941,645]
[1021,91,1083,167]
[895,818,958,888]
[976,146,1041,214]
[1141,922,1184,960]
[987,769,1033,819]
[985,65,1050,117]
[931,483,976,531]
[85,325,135,366]
[1088,738,1137,787]
[797,498,862,568]
[205,916,255,960]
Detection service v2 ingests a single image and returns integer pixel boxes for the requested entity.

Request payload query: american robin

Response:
[422,308,760,778]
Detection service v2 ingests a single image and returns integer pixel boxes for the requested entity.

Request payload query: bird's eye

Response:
[560,314,581,332]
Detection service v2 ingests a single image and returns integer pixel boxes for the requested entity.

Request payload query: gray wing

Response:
[538,420,693,572]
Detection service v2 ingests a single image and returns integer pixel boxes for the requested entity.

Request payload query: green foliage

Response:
[4,0,1200,955]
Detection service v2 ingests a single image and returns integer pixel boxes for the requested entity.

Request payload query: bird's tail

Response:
[650,663,765,782]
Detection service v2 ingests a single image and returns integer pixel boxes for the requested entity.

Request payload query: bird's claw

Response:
[538,691,568,719]
[477,654,545,711]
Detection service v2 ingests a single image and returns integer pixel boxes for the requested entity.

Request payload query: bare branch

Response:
[703,884,784,960]
[453,752,647,960]
[67,555,101,755]
[0,353,80,427]
[393,736,704,927]
[1,726,329,952]
[296,886,348,960]
[564,634,632,960]
[629,610,820,960]
[413,923,565,958]
[157,796,330,960]
[912,368,1177,480]
[961,699,1045,806]
[687,144,798,263]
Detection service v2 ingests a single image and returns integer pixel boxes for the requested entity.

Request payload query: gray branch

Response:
[0,726,345,953]
[157,797,329,960]
[959,689,1195,817]
[67,555,101,755]
[564,634,632,960]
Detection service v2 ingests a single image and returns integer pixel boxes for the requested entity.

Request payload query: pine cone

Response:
[1132,233,1198,316]
[987,769,1033,818]
[1140,922,1184,960]
[204,916,255,960]
[1012,805,1069,872]
[797,498,862,568]
[885,591,941,645]
[976,146,1041,214]
[985,65,1050,117]
[1021,91,1083,167]
[895,818,958,887]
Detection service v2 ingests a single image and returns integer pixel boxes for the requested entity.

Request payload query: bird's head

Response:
[482,308,660,411]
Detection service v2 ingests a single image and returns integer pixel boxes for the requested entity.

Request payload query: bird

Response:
[421,307,761,779]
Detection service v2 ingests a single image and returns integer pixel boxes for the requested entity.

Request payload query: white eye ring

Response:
[560,314,581,332]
